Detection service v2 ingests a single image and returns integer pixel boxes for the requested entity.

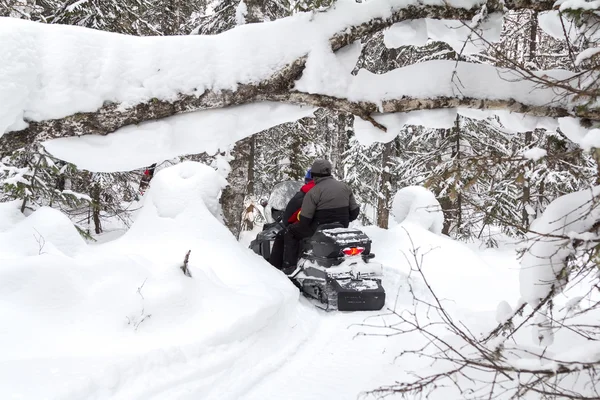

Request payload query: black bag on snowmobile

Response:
[250,180,303,260]
[249,221,283,261]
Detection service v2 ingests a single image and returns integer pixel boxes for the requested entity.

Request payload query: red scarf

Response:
[287,181,316,223]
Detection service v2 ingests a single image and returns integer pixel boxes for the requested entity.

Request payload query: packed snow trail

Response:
[237,225,522,400]
[155,246,518,400]
[134,263,423,400]
[241,270,418,400]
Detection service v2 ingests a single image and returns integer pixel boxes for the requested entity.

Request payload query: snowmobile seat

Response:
[315,222,344,231]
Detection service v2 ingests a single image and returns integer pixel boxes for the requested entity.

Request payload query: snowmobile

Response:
[250,182,385,312]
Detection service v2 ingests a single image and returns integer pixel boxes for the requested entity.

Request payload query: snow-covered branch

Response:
[0,0,568,151]
[0,58,308,154]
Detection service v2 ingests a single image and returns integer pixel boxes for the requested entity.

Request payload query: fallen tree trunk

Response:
[0,0,578,155]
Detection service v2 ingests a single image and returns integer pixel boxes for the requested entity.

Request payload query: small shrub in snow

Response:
[181,250,192,278]
[126,278,152,331]
[392,186,444,234]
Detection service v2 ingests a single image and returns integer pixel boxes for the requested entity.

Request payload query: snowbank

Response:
[0,199,24,231]
[0,204,86,258]
[392,186,444,234]
[363,222,521,311]
[519,186,600,306]
[0,163,539,399]
[0,162,305,399]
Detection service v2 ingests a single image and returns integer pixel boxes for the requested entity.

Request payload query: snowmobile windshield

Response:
[266,181,303,223]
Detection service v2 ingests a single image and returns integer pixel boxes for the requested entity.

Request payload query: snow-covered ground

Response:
[0,161,528,400]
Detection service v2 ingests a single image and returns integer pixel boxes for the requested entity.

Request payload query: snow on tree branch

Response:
[0,0,592,156]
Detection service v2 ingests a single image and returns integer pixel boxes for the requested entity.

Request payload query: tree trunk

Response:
[173,0,180,34]
[247,136,255,196]
[437,127,454,235]
[220,137,252,239]
[219,0,264,238]
[522,130,533,228]
[451,115,462,235]
[335,112,352,177]
[439,196,454,235]
[91,181,102,235]
[592,148,600,185]
[376,141,393,229]
[245,136,256,232]
[529,11,538,65]
[245,0,266,23]
[521,13,538,228]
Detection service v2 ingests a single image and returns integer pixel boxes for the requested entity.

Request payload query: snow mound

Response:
[362,223,520,311]
[495,300,513,324]
[0,199,25,232]
[519,186,600,306]
[0,205,86,259]
[392,186,444,235]
[0,162,304,399]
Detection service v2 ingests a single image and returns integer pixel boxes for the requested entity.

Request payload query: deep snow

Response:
[0,163,303,399]
[1,0,598,395]
[2,162,599,399]
[0,162,530,399]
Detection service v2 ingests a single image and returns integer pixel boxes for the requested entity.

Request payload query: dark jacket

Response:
[282,180,316,226]
[291,159,359,237]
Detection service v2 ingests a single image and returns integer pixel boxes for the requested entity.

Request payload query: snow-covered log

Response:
[0,0,593,155]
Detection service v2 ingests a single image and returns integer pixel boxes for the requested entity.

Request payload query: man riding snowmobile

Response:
[250,160,384,311]
[281,159,360,274]
[269,169,315,270]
